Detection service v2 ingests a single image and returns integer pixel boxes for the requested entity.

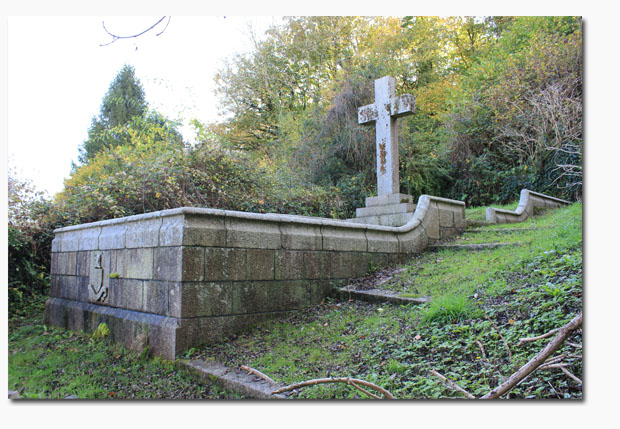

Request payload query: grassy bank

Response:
[8,203,582,399]
[189,203,582,399]
[8,299,241,399]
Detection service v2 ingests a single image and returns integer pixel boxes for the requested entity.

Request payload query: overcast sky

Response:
[7,16,278,196]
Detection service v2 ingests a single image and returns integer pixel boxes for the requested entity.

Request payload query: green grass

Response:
[8,301,242,399]
[382,203,582,300]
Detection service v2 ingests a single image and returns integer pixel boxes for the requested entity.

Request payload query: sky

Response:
[7,16,279,196]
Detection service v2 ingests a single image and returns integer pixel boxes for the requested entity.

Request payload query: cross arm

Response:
[390,94,415,118]
[358,103,378,125]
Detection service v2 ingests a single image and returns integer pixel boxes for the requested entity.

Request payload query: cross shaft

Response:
[358,76,415,196]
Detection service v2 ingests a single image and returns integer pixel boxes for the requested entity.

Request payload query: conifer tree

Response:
[79,65,148,163]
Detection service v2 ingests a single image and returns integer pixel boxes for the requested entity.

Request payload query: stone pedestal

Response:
[347,193,416,227]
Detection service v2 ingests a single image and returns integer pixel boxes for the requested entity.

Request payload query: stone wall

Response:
[45,195,466,358]
[485,189,570,224]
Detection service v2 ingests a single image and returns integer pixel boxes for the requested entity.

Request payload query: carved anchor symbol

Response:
[90,283,108,302]
[89,253,108,303]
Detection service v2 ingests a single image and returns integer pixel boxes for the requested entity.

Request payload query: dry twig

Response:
[481,312,582,399]
[518,327,561,346]
[240,365,277,385]
[271,377,395,399]
[560,367,583,385]
[429,370,476,399]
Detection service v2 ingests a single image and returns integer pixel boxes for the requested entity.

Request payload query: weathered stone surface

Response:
[59,231,80,252]
[356,202,415,218]
[154,247,183,281]
[358,76,414,196]
[79,227,101,250]
[233,281,315,314]
[438,205,455,228]
[280,222,322,250]
[57,275,78,301]
[179,360,288,400]
[302,252,330,280]
[421,202,440,240]
[56,251,78,276]
[99,222,127,250]
[347,212,415,227]
[126,217,161,248]
[226,216,281,249]
[123,248,154,280]
[398,224,428,254]
[205,248,247,281]
[486,189,569,224]
[275,250,305,280]
[246,249,275,280]
[183,214,227,247]
[76,251,90,277]
[329,252,370,279]
[321,225,367,252]
[182,247,205,282]
[159,215,185,247]
[365,193,413,207]
[366,229,399,253]
[170,282,233,318]
[142,280,169,315]
[109,278,144,311]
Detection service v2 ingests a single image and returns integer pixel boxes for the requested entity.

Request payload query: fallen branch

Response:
[518,327,561,346]
[429,370,476,399]
[349,381,382,399]
[560,367,583,385]
[538,363,569,371]
[480,312,582,399]
[271,377,395,399]
[240,365,277,385]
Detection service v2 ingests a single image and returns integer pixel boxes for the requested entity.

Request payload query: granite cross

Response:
[358,76,415,196]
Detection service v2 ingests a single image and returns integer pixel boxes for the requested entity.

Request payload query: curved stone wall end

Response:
[486,189,570,224]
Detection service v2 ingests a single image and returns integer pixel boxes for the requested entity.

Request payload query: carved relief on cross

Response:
[358,76,415,196]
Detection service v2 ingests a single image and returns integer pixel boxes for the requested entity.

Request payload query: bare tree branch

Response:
[271,377,395,399]
[480,312,582,399]
[240,365,277,385]
[518,327,561,346]
[560,367,583,385]
[100,16,170,47]
[429,369,476,399]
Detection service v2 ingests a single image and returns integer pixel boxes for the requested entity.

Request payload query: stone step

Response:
[346,211,414,227]
[365,193,413,207]
[336,287,430,305]
[178,359,289,400]
[466,220,492,228]
[356,202,416,218]
[428,243,519,251]
[465,227,546,233]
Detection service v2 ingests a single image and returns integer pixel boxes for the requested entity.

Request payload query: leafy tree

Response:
[8,167,53,315]
[78,65,148,163]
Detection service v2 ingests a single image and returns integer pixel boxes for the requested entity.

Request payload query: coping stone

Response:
[225,216,281,249]
[321,225,367,252]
